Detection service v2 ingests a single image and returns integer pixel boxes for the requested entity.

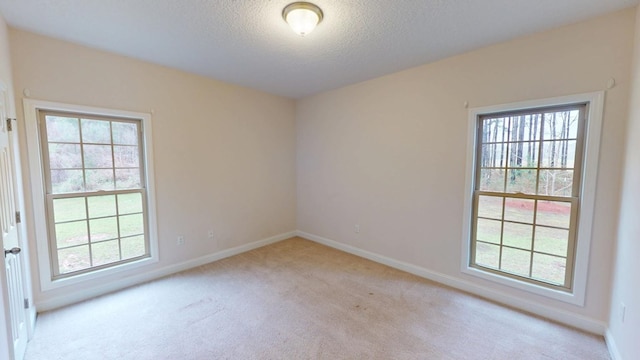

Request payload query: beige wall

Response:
[608,6,640,360]
[0,15,14,115]
[9,29,297,305]
[296,9,633,324]
[5,5,637,343]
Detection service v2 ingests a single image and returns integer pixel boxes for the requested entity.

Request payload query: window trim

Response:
[460,92,604,306]
[23,99,158,291]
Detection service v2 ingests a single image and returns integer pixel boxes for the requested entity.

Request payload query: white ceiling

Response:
[0,0,637,99]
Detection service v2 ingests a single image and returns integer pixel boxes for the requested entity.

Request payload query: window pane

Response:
[525,141,540,167]
[508,115,542,142]
[55,221,88,248]
[81,119,112,144]
[536,201,571,228]
[48,143,82,169]
[482,118,509,143]
[475,242,500,269]
[531,253,566,285]
[51,169,85,193]
[503,198,534,223]
[543,111,578,140]
[541,140,576,169]
[538,170,573,197]
[85,169,115,191]
[89,217,119,242]
[53,197,86,222]
[46,116,80,143]
[117,193,143,214]
[58,245,91,274]
[83,144,113,168]
[527,114,543,142]
[480,144,507,168]
[88,195,117,218]
[477,195,502,220]
[479,169,505,192]
[112,122,138,145]
[507,142,539,168]
[122,235,146,260]
[500,247,530,277]
[476,218,501,244]
[566,111,580,139]
[115,169,141,189]
[114,145,139,168]
[502,222,532,250]
[91,240,120,266]
[119,214,144,237]
[505,169,537,194]
[534,227,569,257]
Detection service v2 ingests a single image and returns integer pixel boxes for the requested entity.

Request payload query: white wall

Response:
[296,9,633,327]
[608,6,640,360]
[9,29,297,307]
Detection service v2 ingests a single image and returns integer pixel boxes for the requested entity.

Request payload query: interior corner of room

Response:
[0,1,638,360]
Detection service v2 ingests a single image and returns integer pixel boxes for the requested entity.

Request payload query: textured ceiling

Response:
[0,0,637,98]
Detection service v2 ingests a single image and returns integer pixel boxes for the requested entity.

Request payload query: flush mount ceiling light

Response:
[282,2,323,36]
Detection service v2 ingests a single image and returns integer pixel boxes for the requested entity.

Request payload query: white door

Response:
[0,90,27,360]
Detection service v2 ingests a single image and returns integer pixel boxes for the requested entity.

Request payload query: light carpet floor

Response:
[25,237,609,359]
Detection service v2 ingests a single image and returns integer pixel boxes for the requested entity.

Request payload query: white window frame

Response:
[461,91,604,306]
[24,99,159,291]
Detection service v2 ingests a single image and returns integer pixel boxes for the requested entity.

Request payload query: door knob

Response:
[4,247,21,257]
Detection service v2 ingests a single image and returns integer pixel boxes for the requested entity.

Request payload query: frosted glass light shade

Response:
[283,2,323,36]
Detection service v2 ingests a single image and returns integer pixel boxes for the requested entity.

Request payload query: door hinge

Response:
[15,211,21,224]
[24,298,29,309]
[6,117,13,132]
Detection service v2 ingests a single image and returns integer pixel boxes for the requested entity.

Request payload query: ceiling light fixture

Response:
[282,2,323,36]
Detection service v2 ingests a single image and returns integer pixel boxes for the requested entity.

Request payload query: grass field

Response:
[474,195,571,285]
[52,193,146,274]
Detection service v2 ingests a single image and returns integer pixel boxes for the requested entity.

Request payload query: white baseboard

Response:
[36,231,296,311]
[296,230,607,335]
[605,330,622,360]
[27,306,36,339]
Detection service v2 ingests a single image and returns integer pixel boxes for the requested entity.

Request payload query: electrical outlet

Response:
[355,224,360,233]
[620,303,626,323]
[208,230,214,239]
[177,236,184,246]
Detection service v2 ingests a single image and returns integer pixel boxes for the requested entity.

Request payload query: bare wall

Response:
[608,5,640,360]
[296,9,633,324]
[9,29,297,305]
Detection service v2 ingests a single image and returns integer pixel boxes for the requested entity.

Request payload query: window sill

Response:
[462,265,584,306]
[41,254,158,292]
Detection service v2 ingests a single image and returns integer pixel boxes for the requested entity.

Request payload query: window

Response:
[472,104,584,290]
[24,100,157,290]
[462,92,603,305]
[39,111,149,278]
